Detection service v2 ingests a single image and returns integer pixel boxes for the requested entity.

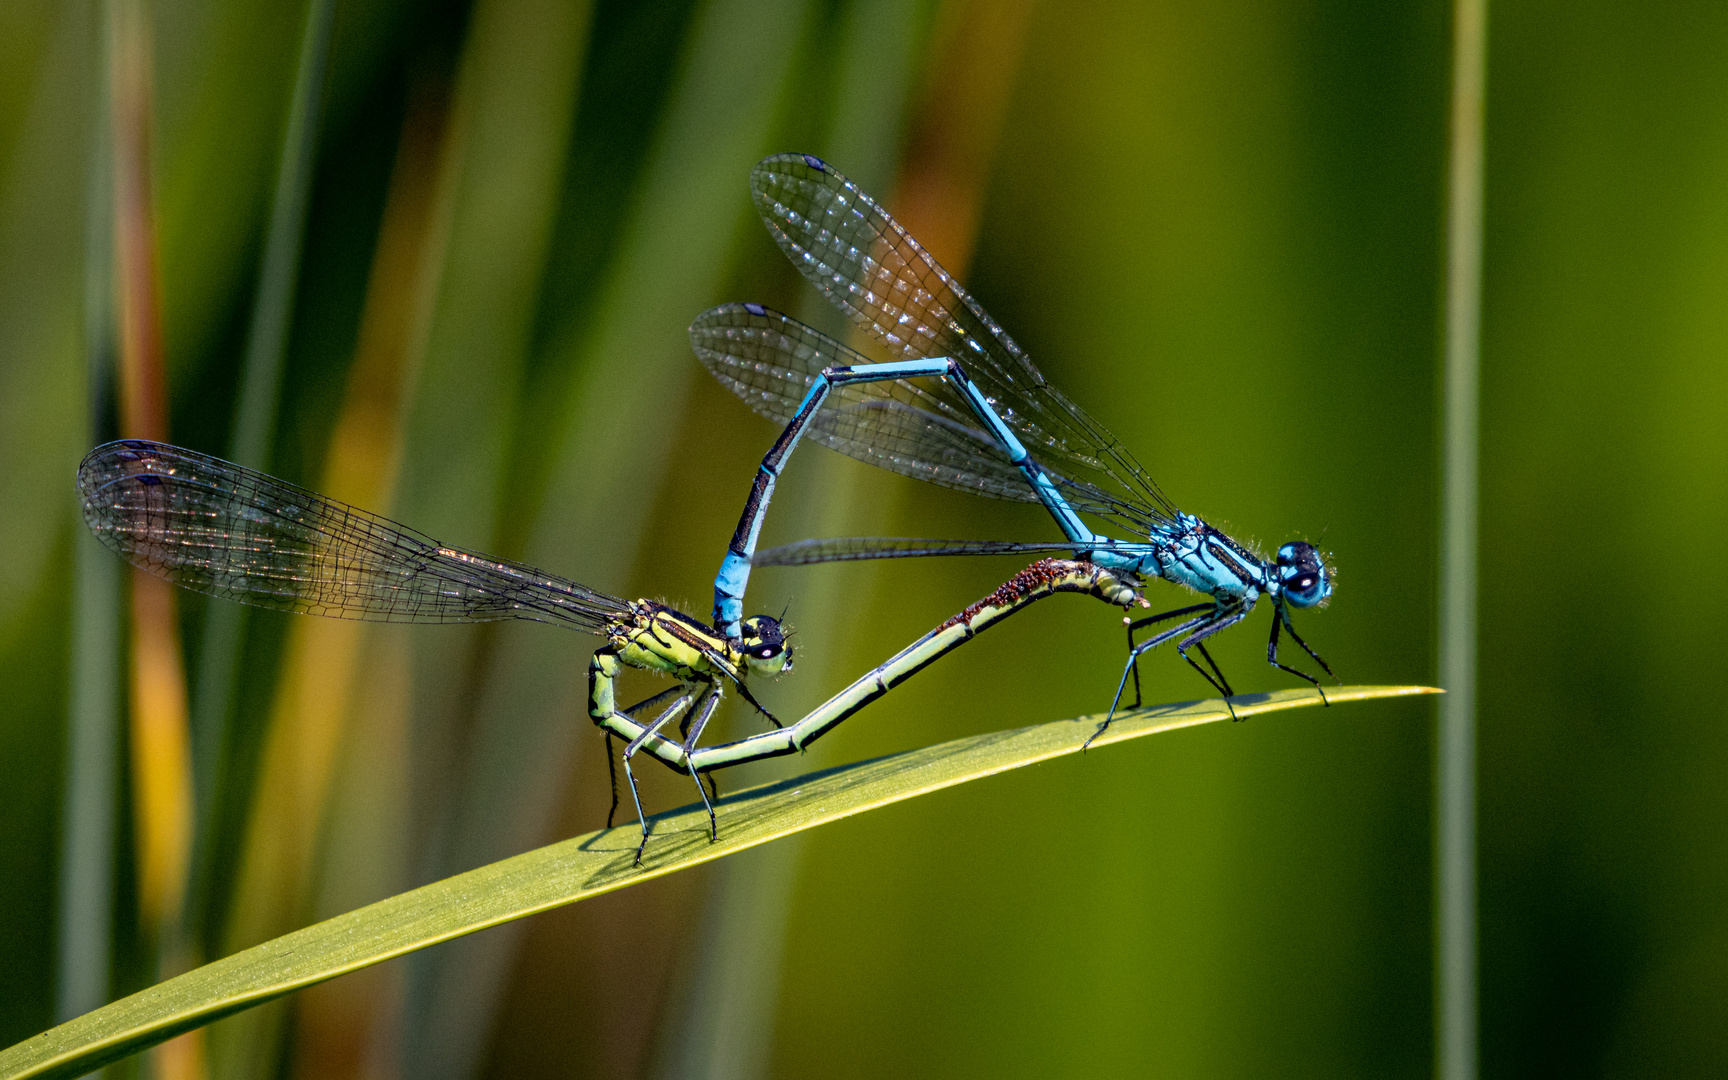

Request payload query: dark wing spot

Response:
[744,302,766,316]
[801,153,827,170]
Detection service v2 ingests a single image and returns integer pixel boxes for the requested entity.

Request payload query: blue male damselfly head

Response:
[1276,542,1331,608]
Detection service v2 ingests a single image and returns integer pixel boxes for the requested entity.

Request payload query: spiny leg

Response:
[702,647,783,729]
[1175,608,1250,720]
[624,684,689,717]
[1091,611,1212,749]
[675,687,725,840]
[621,693,698,865]
[1269,607,1337,705]
[604,683,693,826]
[1125,603,1213,709]
[679,680,724,757]
[1186,640,1238,721]
[605,731,621,829]
[1267,612,1324,702]
[615,685,696,812]
[623,752,652,865]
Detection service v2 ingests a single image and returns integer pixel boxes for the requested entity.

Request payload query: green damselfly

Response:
[80,439,1142,861]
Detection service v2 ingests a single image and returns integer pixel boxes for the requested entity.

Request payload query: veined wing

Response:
[695,303,1033,499]
[78,440,630,634]
[749,153,1177,529]
[753,536,1142,567]
[693,304,1150,527]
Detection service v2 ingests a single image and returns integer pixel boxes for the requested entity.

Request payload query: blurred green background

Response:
[2,0,1725,1076]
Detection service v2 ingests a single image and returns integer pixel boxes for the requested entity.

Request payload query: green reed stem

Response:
[1438,0,1488,1077]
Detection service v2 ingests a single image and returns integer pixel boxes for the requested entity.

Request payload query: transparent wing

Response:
[78,440,630,634]
[693,304,1152,527]
[753,536,1143,567]
[749,153,1178,530]
[694,303,1035,499]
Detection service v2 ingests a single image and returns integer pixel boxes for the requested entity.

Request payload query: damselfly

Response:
[699,154,1336,738]
[79,439,1141,861]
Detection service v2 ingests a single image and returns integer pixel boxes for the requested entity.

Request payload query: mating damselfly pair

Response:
[79,154,1335,862]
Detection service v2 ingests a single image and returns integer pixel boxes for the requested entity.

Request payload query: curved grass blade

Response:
[0,685,1436,1080]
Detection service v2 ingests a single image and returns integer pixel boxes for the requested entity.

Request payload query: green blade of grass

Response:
[0,685,1434,1080]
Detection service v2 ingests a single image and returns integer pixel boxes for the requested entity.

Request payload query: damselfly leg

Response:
[1269,607,1337,705]
[620,684,714,864]
[1092,603,1252,746]
[1174,607,1250,720]
[1097,611,1212,746]
[1123,603,1213,709]
[606,684,699,828]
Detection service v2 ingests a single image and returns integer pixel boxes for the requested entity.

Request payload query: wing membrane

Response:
[693,304,1153,526]
[78,440,629,633]
[749,153,1177,530]
[694,304,1034,499]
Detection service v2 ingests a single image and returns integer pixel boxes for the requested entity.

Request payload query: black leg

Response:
[1194,640,1234,696]
[729,677,782,729]
[605,731,620,829]
[1267,613,1325,703]
[1088,611,1212,749]
[1268,607,1336,705]
[705,770,720,804]
[620,693,698,865]
[702,646,783,729]
[1185,640,1238,721]
[1125,620,1143,708]
[1281,607,1337,681]
[677,689,724,840]
[688,757,718,841]
[680,683,724,755]
[1172,607,1250,720]
[1125,603,1213,709]
[625,753,652,866]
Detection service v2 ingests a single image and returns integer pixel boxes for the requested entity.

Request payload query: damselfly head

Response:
[738,614,794,677]
[1276,541,1331,608]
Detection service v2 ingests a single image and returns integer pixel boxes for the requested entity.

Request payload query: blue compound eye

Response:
[1277,542,1331,608]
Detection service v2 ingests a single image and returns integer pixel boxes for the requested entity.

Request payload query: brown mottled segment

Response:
[939,559,1141,630]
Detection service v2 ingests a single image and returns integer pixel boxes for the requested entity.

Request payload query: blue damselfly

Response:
[700,154,1336,737]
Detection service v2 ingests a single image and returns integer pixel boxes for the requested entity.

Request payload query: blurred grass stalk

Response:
[184,0,336,970]
[59,0,119,1041]
[281,70,452,1080]
[654,2,1033,1076]
[206,31,464,1080]
[371,0,597,1073]
[109,0,202,1075]
[1438,0,1487,1077]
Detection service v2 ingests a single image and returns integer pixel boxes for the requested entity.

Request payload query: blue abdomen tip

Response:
[801,153,827,170]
